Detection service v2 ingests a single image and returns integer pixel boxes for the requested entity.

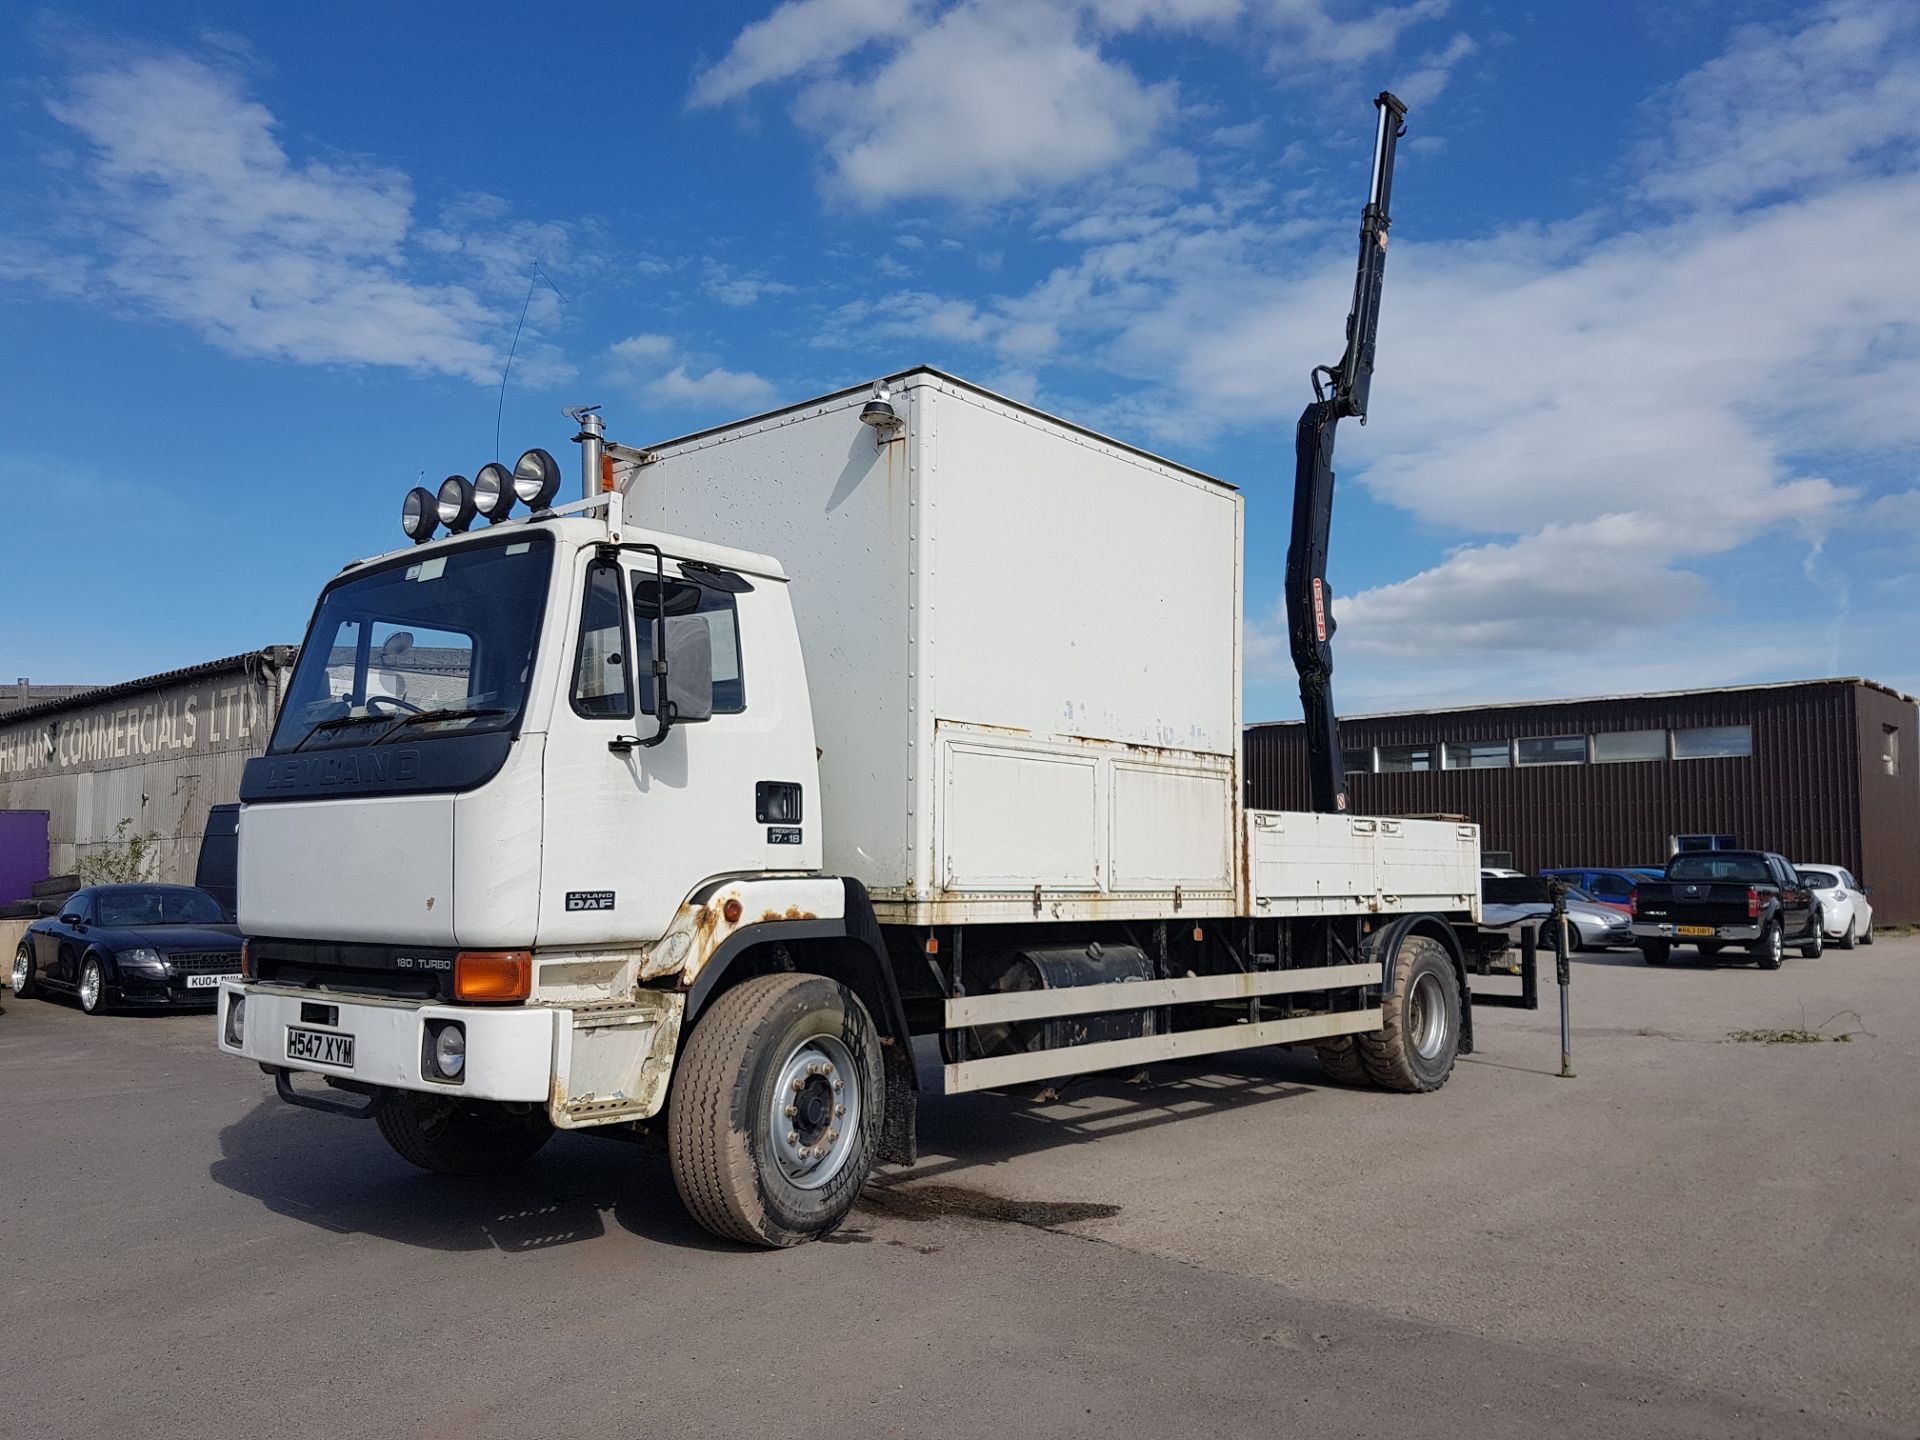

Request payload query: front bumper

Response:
[1631,921,1762,943]
[216,983,559,1103]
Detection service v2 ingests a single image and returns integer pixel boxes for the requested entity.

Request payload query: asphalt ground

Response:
[2,935,1915,1439]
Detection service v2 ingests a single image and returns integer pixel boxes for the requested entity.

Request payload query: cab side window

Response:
[633,575,747,715]
[572,561,633,719]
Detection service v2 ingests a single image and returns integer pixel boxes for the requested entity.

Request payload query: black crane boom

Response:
[1285,91,1407,814]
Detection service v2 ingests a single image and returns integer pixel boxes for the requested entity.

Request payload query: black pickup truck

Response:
[1631,850,1819,969]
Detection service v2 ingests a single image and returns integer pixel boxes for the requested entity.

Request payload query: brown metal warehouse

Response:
[1246,678,1919,925]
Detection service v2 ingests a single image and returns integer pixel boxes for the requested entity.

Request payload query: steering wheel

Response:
[365,694,424,715]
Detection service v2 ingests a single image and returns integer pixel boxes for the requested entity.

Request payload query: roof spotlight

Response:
[436,474,477,533]
[512,447,563,509]
[401,486,438,544]
[473,462,516,522]
[859,384,899,429]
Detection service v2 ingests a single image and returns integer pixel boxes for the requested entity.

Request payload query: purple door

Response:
[0,811,50,905]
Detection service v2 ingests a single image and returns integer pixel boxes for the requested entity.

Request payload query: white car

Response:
[1793,865,1876,949]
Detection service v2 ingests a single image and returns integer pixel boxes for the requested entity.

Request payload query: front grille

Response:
[167,951,242,972]
[248,937,457,1002]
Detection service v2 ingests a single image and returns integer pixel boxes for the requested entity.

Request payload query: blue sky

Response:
[2,1,1916,721]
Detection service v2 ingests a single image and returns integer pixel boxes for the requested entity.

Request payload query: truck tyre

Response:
[1751,919,1785,970]
[1695,941,1723,957]
[668,972,882,1247]
[1358,935,1459,1093]
[1640,941,1670,966]
[11,945,37,998]
[1799,914,1823,960]
[375,1094,554,1177]
[1313,1034,1372,1087]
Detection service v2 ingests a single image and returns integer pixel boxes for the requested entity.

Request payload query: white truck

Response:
[217,367,1484,1245]
[217,95,1497,1247]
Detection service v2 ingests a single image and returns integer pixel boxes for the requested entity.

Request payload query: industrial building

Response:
[0,650,294,899]
[1246,677,1919,924]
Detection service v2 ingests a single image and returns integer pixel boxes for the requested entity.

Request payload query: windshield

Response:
[96,888,228,927]
[270,533,553,754]
[1666,855,1770,883]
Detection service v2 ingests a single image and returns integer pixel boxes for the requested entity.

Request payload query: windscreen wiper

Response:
[284,713,393,754]
[369,706,508,743]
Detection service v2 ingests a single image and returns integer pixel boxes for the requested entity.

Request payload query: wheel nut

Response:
[834,1104,845,1117]
[792,1077,806,1092]
[826,1129,839,1143]
[831,1079,843,1092]
[784,1104,798,1119]
[786,1131,798,1145]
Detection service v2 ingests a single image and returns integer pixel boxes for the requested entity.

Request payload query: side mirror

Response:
[60,913,81,927]
[1860,885,1873,896]
[662,615,714,723]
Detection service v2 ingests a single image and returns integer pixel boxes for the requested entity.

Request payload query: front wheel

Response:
[1836,917,1856,951]
[11,945,36,998]
[1752,920,1785,970]
[375,1094,553,1176]
[1358,935,1460,1093]
[668,973,883,1246]
[1859,917,1875,946]
[78,957,107,1015]
[1799,914,1823,960]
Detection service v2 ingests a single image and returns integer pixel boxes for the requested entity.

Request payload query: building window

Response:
[1443,740,1510,770]
[1376,744,1435,773]
[1342,748,1374,775]
[1592,729,1667,763]
[1672,724,1752,760]
[1885,724,1901,777]
[1516,735,1586,766]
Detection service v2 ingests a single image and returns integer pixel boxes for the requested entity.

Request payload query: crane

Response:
[1285,90,1407,814]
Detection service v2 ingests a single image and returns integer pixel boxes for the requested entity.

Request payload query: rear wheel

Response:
[375,1094,554,1176]
[1358,935,1459,1093]
[78,957,107,1015]
[10,945,36,998]
[1752,920,1785,970]
[668,972,883,1247]
[1313,1034,1372,1086]
[1799,915,1823,960]
[1640,941,1670,966]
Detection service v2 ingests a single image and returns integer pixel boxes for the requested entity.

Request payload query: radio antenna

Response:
[494,263,566,461]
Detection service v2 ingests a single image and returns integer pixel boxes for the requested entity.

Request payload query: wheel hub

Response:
[768,1036,859,1190]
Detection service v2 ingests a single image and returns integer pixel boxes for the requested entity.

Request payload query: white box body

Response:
[620,370,1244,924]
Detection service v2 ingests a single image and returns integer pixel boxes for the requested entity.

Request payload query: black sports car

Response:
[11,885,241,1015]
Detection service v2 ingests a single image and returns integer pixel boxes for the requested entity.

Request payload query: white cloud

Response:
[692,0,1454,205]
[689,0,935,107]
[10,46,577,384]
[606,333,775,413]
[1637,1,1920,209]
[610,333,675,362]
[702,261,796,307]
[646,364,777,409]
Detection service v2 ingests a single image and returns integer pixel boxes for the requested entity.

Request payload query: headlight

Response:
[401,486,438,543]
[473,462,516,522]
[119,947,165,970]
[436,474,477,533]
[225,994,246,1047]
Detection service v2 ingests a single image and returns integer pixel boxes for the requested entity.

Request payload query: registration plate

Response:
[1677,925,1714,937]
[286,1026,355,1068]
[186,972,239,989]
